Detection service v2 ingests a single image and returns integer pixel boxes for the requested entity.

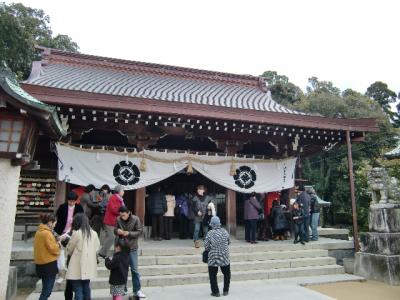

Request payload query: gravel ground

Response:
[307,280,400,300]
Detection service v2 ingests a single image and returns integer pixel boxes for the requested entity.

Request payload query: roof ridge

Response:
[37,47,268,90]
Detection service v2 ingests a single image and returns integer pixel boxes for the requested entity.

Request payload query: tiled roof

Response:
[0,65,66,138]
[24,49,304,115]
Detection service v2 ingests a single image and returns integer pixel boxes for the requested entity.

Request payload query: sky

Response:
[6,0,400,103]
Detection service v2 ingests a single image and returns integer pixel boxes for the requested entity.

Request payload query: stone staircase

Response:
[13,225,37,241]
[34,239,349,295]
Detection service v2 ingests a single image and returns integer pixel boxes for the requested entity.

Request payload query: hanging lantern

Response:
[139,152,147,171]
[230,160,237,176]
[186,159,194,175]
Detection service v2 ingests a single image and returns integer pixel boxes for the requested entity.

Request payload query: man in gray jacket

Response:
[115,206,146,298]
[192,185,214,248]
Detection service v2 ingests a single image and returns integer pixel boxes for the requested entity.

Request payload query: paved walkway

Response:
[27,277,343,300]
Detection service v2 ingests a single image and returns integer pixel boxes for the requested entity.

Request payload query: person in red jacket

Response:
[98,185,125,258]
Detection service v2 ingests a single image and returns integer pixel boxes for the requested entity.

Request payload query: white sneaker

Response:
[136,290,146,298]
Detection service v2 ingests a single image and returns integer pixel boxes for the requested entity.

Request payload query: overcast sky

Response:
[8,0,400,100]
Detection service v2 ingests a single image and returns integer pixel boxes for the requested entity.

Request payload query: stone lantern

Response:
[0,65,66,299]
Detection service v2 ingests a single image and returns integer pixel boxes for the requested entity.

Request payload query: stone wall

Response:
[10,260,38,289]
[6,266,17,300]
[0,159,21,300]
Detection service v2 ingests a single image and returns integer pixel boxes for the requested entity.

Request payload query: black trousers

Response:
[303,215,310,242]
[245,219,257,242]
[178,214,189,239]
[64,279,73,300]
[294,223,305,242]
[208,265,231,294]
[151,214,164,239]
[163,216,174,240]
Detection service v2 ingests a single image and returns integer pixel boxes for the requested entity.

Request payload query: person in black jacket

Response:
[292,202,305,245]
[54,191,84,236]
[148,186,167,241]
[54,191,83,300]
[270,200,288,241]
[296,185,311,242]
[105,239,130,300]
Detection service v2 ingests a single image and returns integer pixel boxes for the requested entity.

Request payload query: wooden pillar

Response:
[135,187,146,225]
[346,131,360,252]
[54,180,67,211]
[225,189,237,237]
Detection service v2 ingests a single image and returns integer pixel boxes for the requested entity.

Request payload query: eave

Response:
[21,84,379,134]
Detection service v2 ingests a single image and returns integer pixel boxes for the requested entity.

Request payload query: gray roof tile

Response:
[25,60,304,115]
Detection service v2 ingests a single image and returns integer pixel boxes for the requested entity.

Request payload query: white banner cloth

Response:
[56,143,296,193]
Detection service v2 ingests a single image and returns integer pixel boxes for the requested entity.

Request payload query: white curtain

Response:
[56,143,296,193]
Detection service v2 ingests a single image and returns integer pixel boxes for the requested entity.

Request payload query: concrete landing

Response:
[27,274,365,300]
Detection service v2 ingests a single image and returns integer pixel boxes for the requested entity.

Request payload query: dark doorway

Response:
[145,171,227,238]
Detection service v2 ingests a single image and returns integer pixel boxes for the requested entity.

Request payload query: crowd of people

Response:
[33,183,320,299]
[244,185,321,245]
[34,184,146,300]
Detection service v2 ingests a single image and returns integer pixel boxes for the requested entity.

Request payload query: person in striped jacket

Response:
[204,216,231,297]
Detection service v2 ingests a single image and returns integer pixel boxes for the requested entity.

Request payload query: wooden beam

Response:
[225,189,237,237]
[54,181,67,210]
[346,130,360,252]
[135,187,146,225]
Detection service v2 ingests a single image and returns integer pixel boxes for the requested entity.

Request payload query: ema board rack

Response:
[17,174,56,212]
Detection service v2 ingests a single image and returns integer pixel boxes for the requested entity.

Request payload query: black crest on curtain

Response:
[233,165,257,189]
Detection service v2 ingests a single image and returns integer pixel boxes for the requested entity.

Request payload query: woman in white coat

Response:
[66,213,100,300]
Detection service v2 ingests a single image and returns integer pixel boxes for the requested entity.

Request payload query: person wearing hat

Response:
[98,185,125,258]
[204,216,230,297]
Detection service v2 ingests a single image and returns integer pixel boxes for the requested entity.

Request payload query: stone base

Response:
[343,258,354,274]
[369,204,400,232]
[7,266,17,300]
[360,232,400,255]
[354,252,400,285]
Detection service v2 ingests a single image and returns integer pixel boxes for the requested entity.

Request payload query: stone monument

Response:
[354,167,400,285]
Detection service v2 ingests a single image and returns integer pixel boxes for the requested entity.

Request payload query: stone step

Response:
[14,225,38,232]
[318,228,350,240]
[318,228,349,236]
[96,256,336,277]
[37,265,344,292]
[138,240,353,256]
[97,249,329,267]
[13,232,25,241]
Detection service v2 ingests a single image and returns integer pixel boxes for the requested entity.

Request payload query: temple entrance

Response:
[145,170,227,239]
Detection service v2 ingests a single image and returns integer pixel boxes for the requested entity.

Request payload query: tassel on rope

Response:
[140,152,147,172]
[230,159,237,176]
[186,159,194,175]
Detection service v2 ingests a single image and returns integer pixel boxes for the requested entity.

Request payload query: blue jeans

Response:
[70,280,91,300]
[311,213,320,240]
[303,214,310,242]
[193,221,208,241]
[129,249,141,293]
[39,275,56,300]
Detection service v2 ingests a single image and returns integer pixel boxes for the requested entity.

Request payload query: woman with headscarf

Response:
[204,216,230,297]
[66,213,100,300]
